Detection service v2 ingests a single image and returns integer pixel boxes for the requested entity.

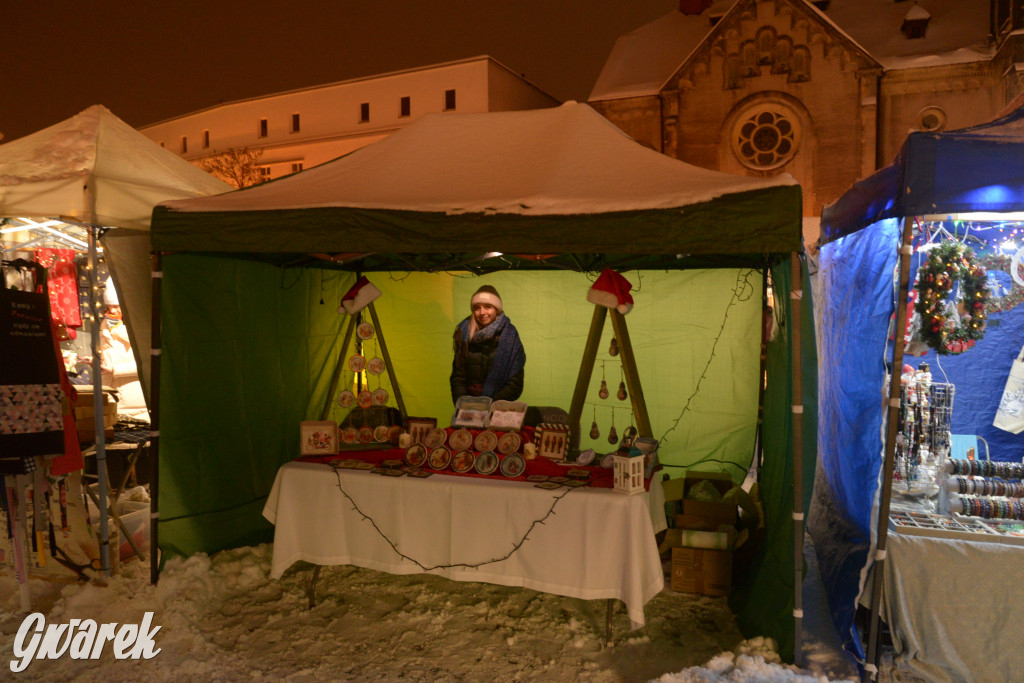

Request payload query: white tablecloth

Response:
[881,531,1024,682]
[263,461,667,628]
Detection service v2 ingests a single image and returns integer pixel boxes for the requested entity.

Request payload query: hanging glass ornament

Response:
[617,380,628,401]
[590,404,600,440]
[608,409,618,444]
[599,380,609,400]
[609,337,619,356]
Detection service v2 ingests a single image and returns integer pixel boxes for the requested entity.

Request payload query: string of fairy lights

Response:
[657,268,759,474]
[323,458,574,571]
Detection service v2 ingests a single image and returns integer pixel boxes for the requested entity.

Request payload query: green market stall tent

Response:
[149,101,815,656]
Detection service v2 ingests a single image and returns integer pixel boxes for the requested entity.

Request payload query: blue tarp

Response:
[813,104,1024,664]
[822,105,1024,244]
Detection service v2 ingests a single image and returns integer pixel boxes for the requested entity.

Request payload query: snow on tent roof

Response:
[0,105,231,230]
[153,101,800,257]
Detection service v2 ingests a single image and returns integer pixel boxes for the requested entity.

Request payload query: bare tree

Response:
[197,147,265,189]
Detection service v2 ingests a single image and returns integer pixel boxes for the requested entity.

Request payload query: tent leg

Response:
[865,216,916,677]
[605,599,614,647]
[308,564,322,609]
[87,223,111,577]
[150,252,162,585]
[789,253,805,666]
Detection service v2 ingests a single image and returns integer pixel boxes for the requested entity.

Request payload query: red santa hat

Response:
[587,268,634,314]
[338,276,381,315]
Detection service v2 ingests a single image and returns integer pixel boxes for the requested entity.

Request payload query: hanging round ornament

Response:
[357,426,374,444]
[357,390,373,409]
[914,241,990,355]
[367,357,386,376]
[372,388,389,406]
[356,322,375,340]
[348,354,366,373]
[337,390,355,408]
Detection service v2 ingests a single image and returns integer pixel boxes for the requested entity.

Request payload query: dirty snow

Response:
[1,542,857,682]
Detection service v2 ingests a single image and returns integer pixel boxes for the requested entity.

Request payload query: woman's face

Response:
[472,303,497,328]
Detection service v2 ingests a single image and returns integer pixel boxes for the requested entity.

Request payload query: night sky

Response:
[2,1,678,143]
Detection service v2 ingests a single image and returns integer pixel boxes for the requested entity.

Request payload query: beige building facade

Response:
[588,0,1021,240]
[139,56,559,185]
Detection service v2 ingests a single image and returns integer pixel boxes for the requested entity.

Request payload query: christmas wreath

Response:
[914,241,990,355]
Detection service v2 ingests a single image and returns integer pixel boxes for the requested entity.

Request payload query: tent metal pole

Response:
[789,253,805,665]
[865,215,915,678]
[149,252,162,585]
[87,220,112,577]
[755,265,770,479]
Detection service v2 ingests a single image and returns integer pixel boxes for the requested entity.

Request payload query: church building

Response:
[588,0,1020,239]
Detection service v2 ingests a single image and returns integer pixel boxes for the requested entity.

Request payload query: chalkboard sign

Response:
[0,277,64,463]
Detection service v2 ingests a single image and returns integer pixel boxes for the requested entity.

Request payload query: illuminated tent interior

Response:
[150,101,815,657]
[814,103,1024,670]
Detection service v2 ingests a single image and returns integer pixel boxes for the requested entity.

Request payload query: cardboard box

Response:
[671,546,732,597]
[676,471,738,529]
[74,388,118,443]
[659,527,735,555]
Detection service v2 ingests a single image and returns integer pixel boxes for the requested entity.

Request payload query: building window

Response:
[180,136,188,154]
[360,102,370,123]
[291,113,300,133]
[918,106,947,132]
[259,166,272,182]
[258,118,268,138]
[400,96,411,117]
[732,104,800,171]
[789,46,811,82]
[444,89,456,111]
[202,130,210,149]
[291,162,303,174]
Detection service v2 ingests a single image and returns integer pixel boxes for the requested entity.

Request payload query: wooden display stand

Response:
[568,305,653,451]
[319,301,408,439]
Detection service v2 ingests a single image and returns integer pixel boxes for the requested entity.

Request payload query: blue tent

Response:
[812,105,1024,665]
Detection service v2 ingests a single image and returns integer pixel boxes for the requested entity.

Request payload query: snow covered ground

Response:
[0,539,860,682]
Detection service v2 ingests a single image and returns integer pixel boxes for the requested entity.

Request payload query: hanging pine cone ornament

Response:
[617,381,628,401]
[609,338,619,356]
[599,380,609,400]
[590,421,600,440]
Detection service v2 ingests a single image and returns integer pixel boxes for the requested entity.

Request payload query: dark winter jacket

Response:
[450,313,525,403]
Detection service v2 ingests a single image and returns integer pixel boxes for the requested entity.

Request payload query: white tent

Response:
[0,104,230,579]
[0,104,231,402]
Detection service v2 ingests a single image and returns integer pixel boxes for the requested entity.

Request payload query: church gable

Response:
[670,0,878,94]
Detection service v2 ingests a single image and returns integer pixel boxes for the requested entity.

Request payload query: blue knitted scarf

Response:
[456,313,524,398]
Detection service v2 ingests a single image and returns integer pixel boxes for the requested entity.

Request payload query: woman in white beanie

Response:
[450,284,526,403]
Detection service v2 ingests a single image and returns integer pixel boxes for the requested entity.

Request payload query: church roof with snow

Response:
[589,0,994,101]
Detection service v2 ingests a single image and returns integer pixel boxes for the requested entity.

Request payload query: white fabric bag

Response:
[994,345,1024,433]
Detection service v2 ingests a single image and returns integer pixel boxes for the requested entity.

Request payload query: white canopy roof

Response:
[0,104,230,230]
[164,101,795,217]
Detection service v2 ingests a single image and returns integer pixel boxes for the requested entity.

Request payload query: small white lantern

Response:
[613,453,645,494]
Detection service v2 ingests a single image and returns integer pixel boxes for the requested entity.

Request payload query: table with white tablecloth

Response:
[262,460,667,629]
